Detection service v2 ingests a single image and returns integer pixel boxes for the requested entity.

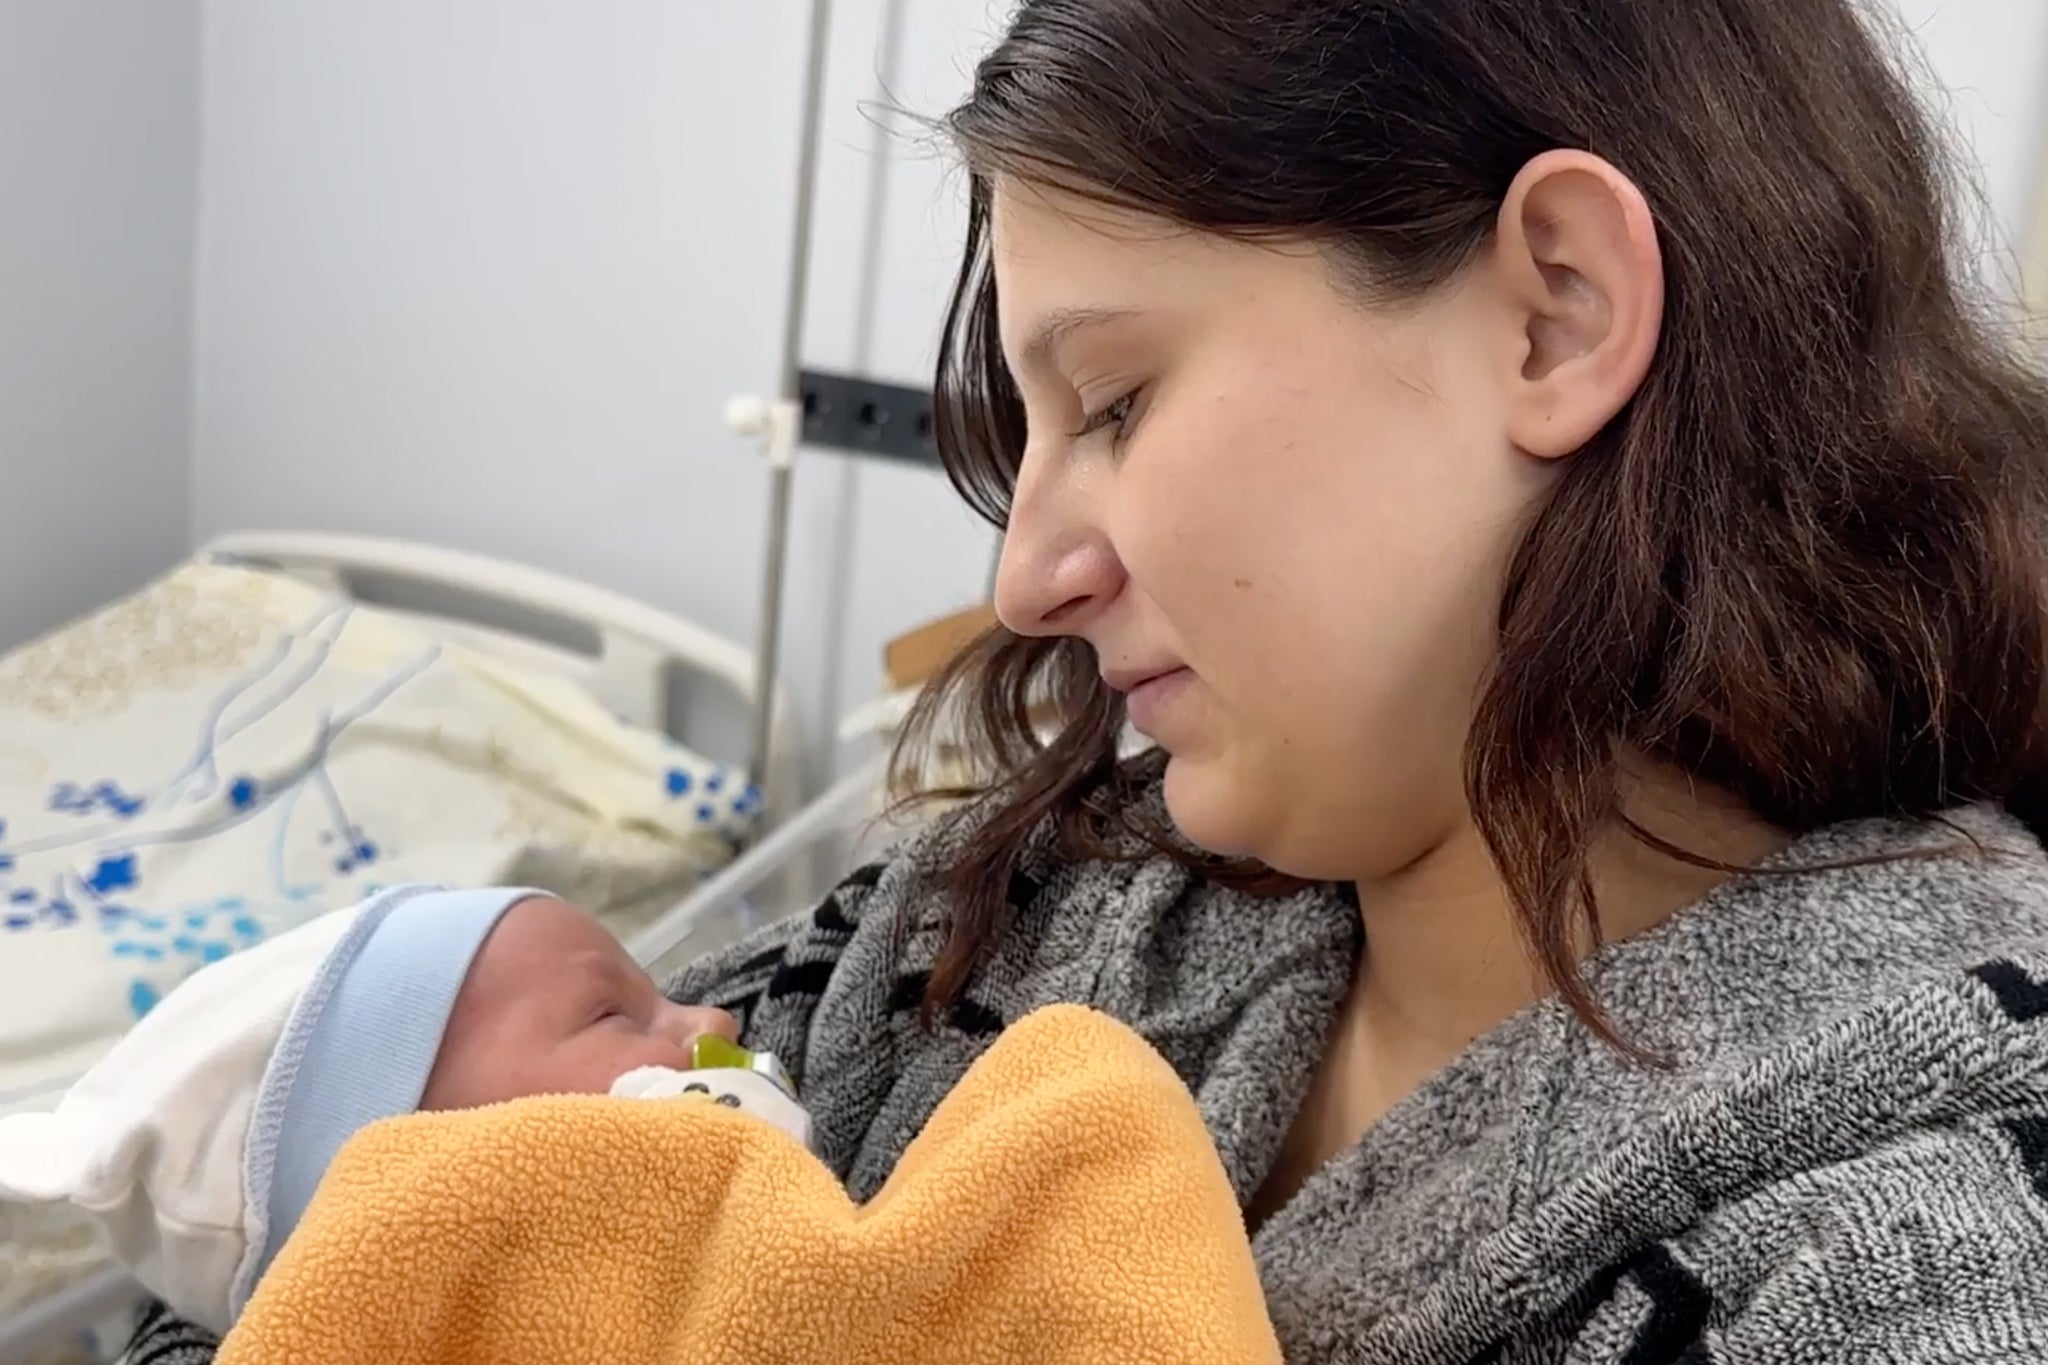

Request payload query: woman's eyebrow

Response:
[1018,305,1139,375]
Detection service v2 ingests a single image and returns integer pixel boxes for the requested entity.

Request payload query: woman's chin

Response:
[1161,751,1361,882]
[1160,751,1267,861]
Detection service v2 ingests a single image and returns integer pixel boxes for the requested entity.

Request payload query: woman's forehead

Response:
[990,179,1321,362]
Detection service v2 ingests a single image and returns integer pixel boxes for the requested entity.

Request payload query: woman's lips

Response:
[1124,667,1194,736]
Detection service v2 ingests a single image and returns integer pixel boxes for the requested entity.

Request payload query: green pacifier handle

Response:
[691,1035,755,1071]
[691,1034,797,1098]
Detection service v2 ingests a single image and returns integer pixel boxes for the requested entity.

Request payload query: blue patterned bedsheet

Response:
[0,558,757,1114]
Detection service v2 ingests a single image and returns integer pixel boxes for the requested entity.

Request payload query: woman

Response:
[132,0,2048,1360]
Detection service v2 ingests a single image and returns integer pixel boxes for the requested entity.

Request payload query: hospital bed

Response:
[0,0,975,1352]
[0,529,811,1364]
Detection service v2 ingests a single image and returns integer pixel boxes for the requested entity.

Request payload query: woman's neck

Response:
[1348,768,1789,1109]
[1251,768,1788,1231]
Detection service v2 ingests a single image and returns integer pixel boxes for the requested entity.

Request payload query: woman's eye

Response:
[1075,389,1141,443]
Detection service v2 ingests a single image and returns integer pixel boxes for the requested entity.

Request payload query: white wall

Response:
[1885,0,2048,290]
[783,0,1008,769]
[187,0,997,787]
[0,2,198,650]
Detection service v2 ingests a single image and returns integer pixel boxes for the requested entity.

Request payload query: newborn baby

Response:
[0,885,808,1334]
[2,886,1286,1365]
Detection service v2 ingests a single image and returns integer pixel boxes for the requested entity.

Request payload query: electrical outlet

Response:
[797,369,941,467]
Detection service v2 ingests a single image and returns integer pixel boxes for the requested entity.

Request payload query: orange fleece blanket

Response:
[219,1004,1282,1365]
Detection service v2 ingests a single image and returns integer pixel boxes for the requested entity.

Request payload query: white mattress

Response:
[0,558,759,1325]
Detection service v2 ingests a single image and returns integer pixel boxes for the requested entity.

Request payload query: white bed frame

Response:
[203,531,804,826]
[0,530,818,1365]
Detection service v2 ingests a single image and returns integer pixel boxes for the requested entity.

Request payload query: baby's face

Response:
[418,897,739,1111]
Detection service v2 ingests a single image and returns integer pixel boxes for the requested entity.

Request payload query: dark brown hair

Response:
[898,0,2048,1043]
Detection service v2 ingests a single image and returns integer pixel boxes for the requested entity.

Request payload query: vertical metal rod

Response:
[778,0,834,407]
[748,452,796,792]
[747,0,834,792]
[814,0,910,779]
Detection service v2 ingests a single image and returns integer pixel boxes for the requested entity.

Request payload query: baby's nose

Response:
[661,1002,740,1049]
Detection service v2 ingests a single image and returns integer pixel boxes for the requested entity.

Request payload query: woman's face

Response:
[989,171,1649,882]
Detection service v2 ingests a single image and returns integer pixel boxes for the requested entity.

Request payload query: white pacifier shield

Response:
[610,1066,813,1149]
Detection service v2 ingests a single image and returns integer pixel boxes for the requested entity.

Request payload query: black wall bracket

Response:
[797,368,941,468]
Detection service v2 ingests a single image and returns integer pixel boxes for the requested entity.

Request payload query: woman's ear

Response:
[1490,149,1664,459]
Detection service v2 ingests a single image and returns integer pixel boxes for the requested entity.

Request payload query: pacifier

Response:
[690,1034,797,1099]
[611,1041,812,1147]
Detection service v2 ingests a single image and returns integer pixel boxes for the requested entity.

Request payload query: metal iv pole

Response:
[728,0,833,795]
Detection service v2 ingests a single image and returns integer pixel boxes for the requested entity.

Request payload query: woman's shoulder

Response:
[1560,807,2048,1352]
[1524,804,2048,1179]
[1560,954,2048,1358]
[1257,807,2048,1359]
[1692,1092,2048,1351]
[1426,1092,2048,1363]
[1266,908,2048,1361]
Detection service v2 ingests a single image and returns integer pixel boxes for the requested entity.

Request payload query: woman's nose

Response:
[993,450,1125,637]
